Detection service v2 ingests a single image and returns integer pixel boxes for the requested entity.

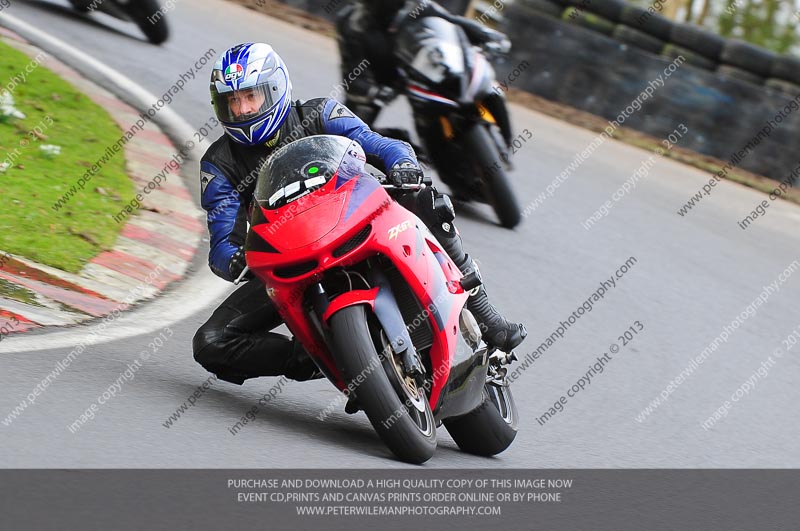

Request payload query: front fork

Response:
[479,92,513,148]
[438,95,513,168]
[311,271,427,388]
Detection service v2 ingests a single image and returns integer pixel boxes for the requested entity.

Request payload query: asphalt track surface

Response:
[1,0,799,468]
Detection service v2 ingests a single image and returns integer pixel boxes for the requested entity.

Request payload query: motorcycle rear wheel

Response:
[329,305,437,464]
[465,124,521,229]
[443,380,518,456]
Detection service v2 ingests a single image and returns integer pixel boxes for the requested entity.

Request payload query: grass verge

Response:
[0,40,134,273]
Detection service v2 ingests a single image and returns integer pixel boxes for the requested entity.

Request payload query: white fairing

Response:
[410,39,465,84]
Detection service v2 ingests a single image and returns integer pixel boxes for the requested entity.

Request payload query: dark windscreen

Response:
[254,136,352,209]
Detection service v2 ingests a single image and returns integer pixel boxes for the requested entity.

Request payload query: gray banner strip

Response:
[1,469,797,531]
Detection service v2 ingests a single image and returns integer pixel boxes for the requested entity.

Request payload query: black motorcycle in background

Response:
[68,0,168,45]
[389,16,522,229]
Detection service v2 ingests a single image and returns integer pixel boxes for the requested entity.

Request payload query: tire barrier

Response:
[661,44,716,72]
[520,0,563,19]
[669,23,726,62]
[612,25,665,55]
[562,7,615,36]
[618,5,673,41]
[497,9,800,183]
[720,39,776,79]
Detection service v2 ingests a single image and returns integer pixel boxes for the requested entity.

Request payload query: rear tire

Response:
[125,0,169,45]
[444,382,518,456]
[329,306,437,464]
[465,125,521,229]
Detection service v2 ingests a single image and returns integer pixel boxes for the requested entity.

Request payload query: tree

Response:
[633,0,800,53]
[714,0,798,53]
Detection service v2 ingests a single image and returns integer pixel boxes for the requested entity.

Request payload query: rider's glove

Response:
[476,27,511,53]
[484,38,512,54]
[228,247,253,282]
[387,161,424,187]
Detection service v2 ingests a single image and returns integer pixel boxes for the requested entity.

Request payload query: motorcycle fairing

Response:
[246,135,472,409]
[343,172,382,221]
[433,323,489,420]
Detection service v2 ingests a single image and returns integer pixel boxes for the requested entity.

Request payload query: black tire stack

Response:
[612,25,664,55]
[518,0,800,95]
[766,55,800,97]
[618,4,672,41]
[666,23,724,70]
[519,0,564,19]
[554,0,622,35]
[715,39,774,87]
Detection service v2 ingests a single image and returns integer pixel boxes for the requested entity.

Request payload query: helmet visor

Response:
[212,82,284,123]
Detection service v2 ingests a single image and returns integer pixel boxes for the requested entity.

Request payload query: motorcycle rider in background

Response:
[193,43,526,388]
[336,0,514,149]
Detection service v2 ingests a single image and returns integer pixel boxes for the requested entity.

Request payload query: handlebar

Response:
[381,183,427,192]
[370,171,428,193]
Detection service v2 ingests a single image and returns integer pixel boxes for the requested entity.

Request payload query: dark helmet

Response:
[361,0,408,26]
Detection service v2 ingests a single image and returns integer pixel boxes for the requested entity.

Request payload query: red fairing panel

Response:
[246,139,468,406]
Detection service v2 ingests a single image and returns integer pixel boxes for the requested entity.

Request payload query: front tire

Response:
[125,0,169,45]
[465,124,521,229]
[443,381,518,456]
[67,0,92,13]
[329,306,437,464]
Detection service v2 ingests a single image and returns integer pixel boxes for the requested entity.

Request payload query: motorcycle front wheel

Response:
[67,0,92,12]
[329,305,437,464]
[125,0,169,45]
[465,124,521,229]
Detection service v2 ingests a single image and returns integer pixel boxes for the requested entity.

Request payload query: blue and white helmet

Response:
[210,43,293,146]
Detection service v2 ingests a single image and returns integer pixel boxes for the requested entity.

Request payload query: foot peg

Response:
[489,350,518,366]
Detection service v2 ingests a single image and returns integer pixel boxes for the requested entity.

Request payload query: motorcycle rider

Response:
[336,0,514,147]
[193,43,526,386]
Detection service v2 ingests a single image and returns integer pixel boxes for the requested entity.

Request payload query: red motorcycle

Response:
[243,135,519,464]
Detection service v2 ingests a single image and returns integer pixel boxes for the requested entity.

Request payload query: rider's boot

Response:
[459,254,527,351]
[418,190,527,351]
[283,340,324,382]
